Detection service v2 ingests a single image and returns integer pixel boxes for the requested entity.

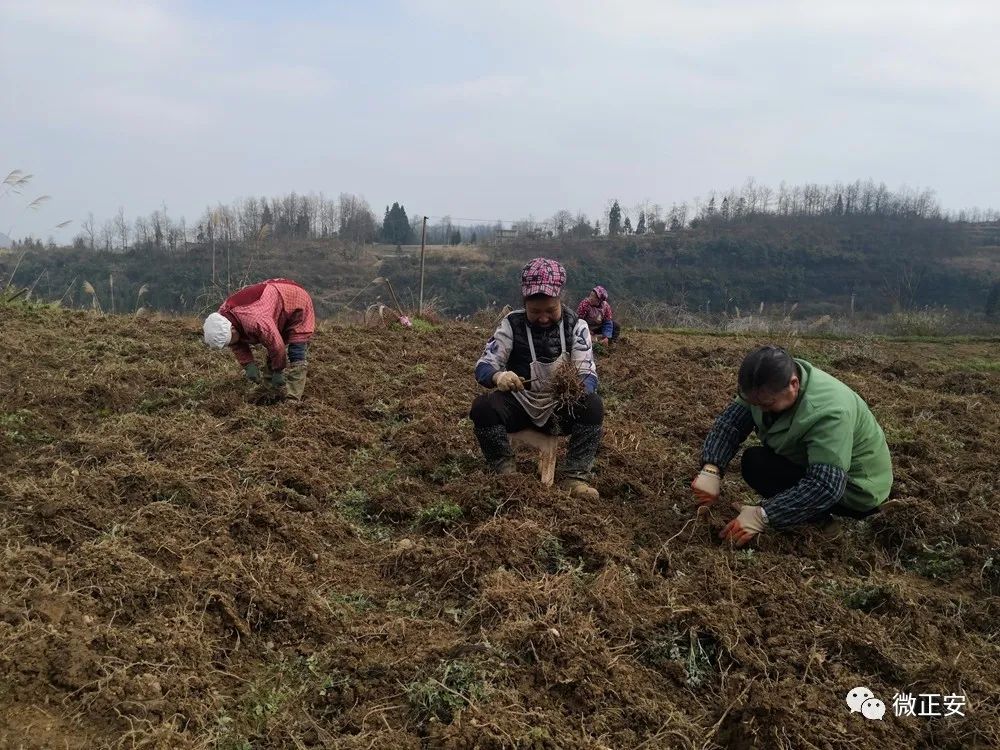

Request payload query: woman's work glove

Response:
[244,363,261,383]
[691,465,721,507]
[493,371,525,392]
[719,504,767,547]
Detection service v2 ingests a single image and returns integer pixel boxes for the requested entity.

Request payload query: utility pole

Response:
[418,216,427,315]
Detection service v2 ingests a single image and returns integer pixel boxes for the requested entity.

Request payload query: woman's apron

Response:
[513,321,570,428]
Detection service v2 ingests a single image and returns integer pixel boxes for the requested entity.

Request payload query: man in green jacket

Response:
[691,345,893,546]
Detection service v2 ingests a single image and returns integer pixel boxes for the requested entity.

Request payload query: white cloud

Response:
[413,1,1000,102]
[544,0,995,43]
[87,87,210,134]
[2,0,999,238]
[0,0,186,54]
[211,64,339,99]
[420,74,530,103]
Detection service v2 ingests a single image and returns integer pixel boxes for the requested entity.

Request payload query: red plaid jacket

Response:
[219,279,315,371]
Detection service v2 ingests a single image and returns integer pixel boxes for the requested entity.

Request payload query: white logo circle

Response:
[861,698,886,720]
[846,687,875,713]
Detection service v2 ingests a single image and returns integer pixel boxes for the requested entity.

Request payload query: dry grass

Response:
[0,307,997,748]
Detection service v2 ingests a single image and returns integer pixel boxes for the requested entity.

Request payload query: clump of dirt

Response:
[882,359,919,380]
[1,303,998,749]
[831,353,883,371]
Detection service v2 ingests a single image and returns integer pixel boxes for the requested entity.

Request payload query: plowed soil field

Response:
[2,306,998,749]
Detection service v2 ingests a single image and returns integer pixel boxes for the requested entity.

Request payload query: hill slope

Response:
[3,216,999,320]
[1,306,998,748]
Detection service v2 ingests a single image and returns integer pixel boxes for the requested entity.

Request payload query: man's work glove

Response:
[719,503,767,547]
[271,370,286,388]
[691,465,721,507]
[243,363,261,384]
[493,371,525,392]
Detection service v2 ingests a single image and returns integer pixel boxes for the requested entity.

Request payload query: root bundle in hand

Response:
[551,358,585,412]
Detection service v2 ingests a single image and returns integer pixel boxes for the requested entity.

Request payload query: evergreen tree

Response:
[381,202,412,245]
[397,203,411,243]
[636,211,646,235]
[623,216,633,234]
[450,229,461,245]
[608,201,622,236]
[295,209,310,238]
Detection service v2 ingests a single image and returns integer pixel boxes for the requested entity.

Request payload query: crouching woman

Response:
[470,258,603,500]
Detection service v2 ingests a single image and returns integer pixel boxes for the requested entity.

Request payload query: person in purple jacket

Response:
[577,285,620,345]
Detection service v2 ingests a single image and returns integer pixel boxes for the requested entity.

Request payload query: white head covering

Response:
[203,312,234,349]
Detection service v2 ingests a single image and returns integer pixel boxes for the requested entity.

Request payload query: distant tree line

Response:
[47,178,999,258]
[528,180,999,241]
[65,192,382,254]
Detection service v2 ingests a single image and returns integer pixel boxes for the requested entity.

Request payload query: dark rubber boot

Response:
[561,422,601,478]
[474,425,516,474]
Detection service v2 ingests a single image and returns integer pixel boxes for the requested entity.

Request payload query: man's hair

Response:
[738,346,796,396]
[525,292,560,302]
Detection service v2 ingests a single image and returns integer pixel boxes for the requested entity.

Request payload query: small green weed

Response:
[369,398,406,423]
[333,489,392,541]
[842,584,894,613]
[137,394,173,414]
[416,500,463,528]
[981,551,1000,593]
[643,627,716,687]
[908,540,964,580]
[429,455,477,483]
[328,592,375,613]
[97,523,126,542]
[240,682,293,735]
[535,534,567,573]
[1,410,51,444]
[405,660,488,723]
[735,548,757,565]
[212,714,250,750]
[958,357,1000,372]
[409,317,438,333]
[251,414,285,434]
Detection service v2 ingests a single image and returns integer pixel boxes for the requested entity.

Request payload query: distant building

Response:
[524,227,552,241]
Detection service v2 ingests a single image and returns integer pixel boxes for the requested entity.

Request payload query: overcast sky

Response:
[2,0,998,241]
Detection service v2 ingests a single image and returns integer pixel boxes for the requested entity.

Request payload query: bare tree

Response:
[149,210,164,251]
[881,265,924,311]
[647,204,664,233]
[114,207,129,251]
[134,216,150,250]
[551,209,573,237]
[80,212,97,250]
[100,220,114,252]
[337,193,376,243]
[319,194,338,238]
